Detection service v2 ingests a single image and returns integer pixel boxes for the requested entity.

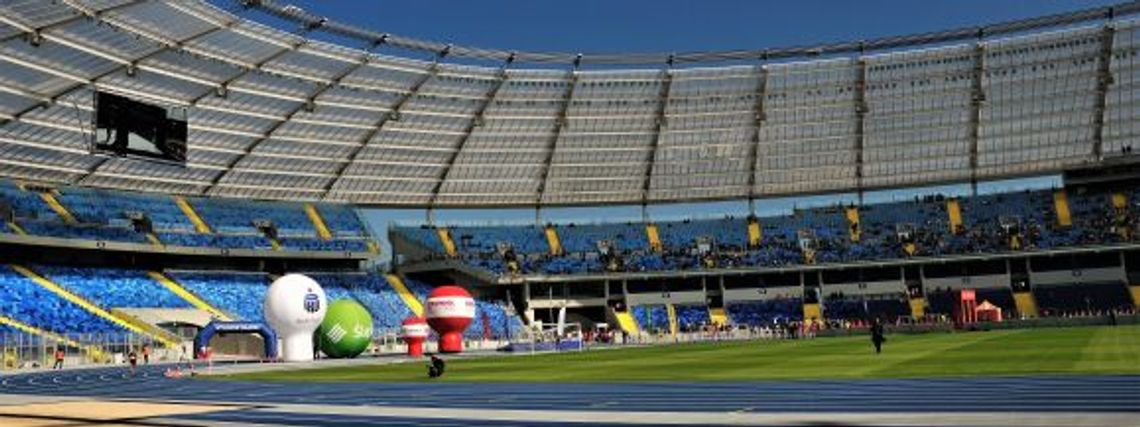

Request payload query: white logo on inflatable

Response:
[402,323,431,338]
[426,296,476,319]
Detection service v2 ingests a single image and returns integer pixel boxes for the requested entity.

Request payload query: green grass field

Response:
[221,325,1140,383]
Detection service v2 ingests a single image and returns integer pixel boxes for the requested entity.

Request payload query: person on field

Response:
[870,318,886,354]
[52,347,65,370]
[141,344,151,365]
[427,354,446,378]
[127,349,138,375]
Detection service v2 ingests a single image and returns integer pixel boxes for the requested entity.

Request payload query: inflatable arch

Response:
[193,321,278,360]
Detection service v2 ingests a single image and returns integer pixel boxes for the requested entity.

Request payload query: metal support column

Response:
[1093,24,1117,161]
[321,44,447,201]
[854,56,868,204]
[969,40,986,196]
[534,54,582,205]
[427,55,514,208]
[746,62,769,215]
[641,59,674,207]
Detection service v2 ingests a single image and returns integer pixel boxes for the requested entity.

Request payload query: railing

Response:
[0,332,180,372]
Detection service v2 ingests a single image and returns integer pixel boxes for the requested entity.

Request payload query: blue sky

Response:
[235,0,1113,255]
[256,0,1119,59]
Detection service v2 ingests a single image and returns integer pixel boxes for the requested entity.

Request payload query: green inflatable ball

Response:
[317,299,373,358]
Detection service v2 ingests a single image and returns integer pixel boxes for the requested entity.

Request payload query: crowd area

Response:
[0,180,372,252]
[397,185,1140,276]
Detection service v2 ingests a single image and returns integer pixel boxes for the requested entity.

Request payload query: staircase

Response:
[946,199,963,233]
[1053,191,1072,227]
[645,223,663,252]
[845,207,861,242]
[544,225,562,255]
[802,302,822,321]
[386,274,424,316]
[110,308,183,346]
[39,191,76,224]
[304,203,333,240]
[0,314,108,363]
[145,233,164,248]
[9,265,179,348]
[436,228,458,257]
[709,307,728,326]
[612,309,640,335]
[801,247,816,265]
[665,303,678,336]
[173,196,211,233]
[7,221,26,235]
[1013,291,1038,318]
[903,242,917,256]
[746,218,762,247]
[1112,192,1128,210]
[148,271,232,321]
[909,297,926,318]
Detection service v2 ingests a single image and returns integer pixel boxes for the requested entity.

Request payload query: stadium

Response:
[0,0,1138,425]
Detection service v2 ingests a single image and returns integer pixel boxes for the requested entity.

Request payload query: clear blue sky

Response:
[232,0,1113,256]
[255,0,1119,59]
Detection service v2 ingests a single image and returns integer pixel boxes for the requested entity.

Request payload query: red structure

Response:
[953,289,978,328]
[401,316,430,357]
[975,300,1003,322]
[425,285,475,353]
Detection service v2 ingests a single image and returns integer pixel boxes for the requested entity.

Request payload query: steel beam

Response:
[969,42,986,195]
[854,58,868,203]
[1093,24,1116,161]
[746,65,768,212]
[427,60,512,208]
[320,49,446,201]
[641,67,674,206]
[534,66,579,206]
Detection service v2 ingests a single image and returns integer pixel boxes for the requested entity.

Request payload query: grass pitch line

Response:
[222,325,1140,383]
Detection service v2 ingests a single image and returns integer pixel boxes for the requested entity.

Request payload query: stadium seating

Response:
[393,186,1140,276]
[304,273,414,331]
[0,265,126,335]
[37,266,191,310]
[318,205,367,238]
[55,187,194,231]
[1033,283,1134,316]
[0,180,373,253]
[632,305,669,332]
[169,271,270,322]
[726,298,803,326]
[674,304,710,330]
[193,198,312,236]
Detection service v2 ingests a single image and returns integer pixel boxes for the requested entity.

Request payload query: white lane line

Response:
[239,403,1140,427]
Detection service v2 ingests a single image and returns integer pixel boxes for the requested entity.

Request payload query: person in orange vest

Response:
[141,344,151,365]
[52,347,65,370]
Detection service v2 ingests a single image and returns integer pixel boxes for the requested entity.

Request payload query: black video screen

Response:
[93,91,187,164]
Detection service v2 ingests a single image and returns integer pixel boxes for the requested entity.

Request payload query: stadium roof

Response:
[0,0,1138,207]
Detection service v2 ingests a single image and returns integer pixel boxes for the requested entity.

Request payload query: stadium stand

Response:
[168,272,270,323]
[0,266,127,336]
[395,186,1140,276]
[0,0,1138,359]
[726,299,804,326]
[0,180,374,253]
[37,266,192,310]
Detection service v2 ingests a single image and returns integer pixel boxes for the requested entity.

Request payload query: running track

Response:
[1,366,1137,425]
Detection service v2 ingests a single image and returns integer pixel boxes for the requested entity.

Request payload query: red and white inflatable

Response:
[401,316,430,357]
[425,285,475,353]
